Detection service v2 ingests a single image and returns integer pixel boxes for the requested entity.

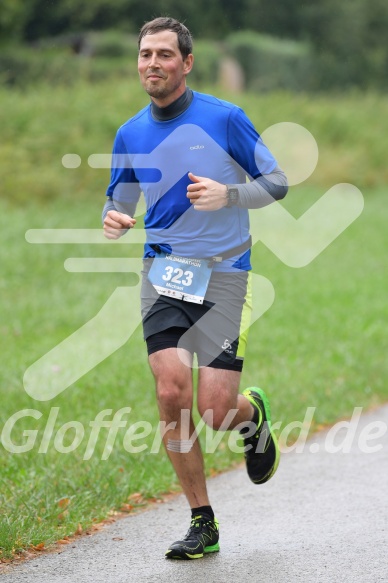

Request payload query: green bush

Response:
[0,43,137,88]
[87,30,138,59]
[189,40,222,86]
[225,31,312,92]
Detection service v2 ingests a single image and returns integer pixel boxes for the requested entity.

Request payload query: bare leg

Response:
[197,367,255,430]
[149,348,210,508]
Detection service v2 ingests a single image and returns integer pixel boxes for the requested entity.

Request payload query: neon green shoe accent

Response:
[244,386,271,427]
[165,516,220,560]
[204,541,220,554]
[242,387,280,484]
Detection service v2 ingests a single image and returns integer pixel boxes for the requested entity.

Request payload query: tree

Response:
[303,0,388,89]
[0,0,30,43]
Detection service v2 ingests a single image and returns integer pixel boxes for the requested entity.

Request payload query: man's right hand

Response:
[103,210,136,239]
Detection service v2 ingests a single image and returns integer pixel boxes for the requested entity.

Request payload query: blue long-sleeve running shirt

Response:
[106,90,279,272]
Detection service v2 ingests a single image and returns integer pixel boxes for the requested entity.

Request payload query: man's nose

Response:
[148,53,160,68]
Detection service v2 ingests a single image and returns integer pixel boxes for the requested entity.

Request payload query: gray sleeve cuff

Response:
[231,164,288,209]
[102,197,117,224]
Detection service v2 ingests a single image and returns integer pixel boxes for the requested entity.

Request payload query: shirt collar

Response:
[150,87,193,121]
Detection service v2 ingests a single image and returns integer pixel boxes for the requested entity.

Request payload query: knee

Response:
[156,378,191,413]
[157,384,183,409]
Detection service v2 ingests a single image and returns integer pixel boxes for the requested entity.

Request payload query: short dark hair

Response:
[138,17,193,59]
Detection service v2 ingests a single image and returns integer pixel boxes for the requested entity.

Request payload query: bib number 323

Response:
[148,253,212,304]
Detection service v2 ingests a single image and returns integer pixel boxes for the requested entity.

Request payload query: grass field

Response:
[0,80,387,560]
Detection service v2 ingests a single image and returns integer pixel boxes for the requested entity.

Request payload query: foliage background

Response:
[0,0,387,562]
[1,0,388,91]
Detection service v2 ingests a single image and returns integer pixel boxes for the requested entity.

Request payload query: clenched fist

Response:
[103,210,136,239]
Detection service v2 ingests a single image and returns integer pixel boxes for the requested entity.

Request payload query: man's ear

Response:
[184,54,194,75]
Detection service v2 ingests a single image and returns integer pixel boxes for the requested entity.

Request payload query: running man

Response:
[103,16,287,560]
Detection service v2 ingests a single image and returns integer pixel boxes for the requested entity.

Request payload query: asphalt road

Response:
[1,405,388,583]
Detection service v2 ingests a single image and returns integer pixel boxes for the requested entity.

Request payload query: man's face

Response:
[138,30,193,106]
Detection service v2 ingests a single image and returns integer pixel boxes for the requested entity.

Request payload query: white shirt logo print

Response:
[222,339,233,352]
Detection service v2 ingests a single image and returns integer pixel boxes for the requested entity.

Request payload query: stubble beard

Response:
[143,77,182,101]
[145,84,169,99]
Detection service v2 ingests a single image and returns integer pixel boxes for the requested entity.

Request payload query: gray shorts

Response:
[141,259,251,369]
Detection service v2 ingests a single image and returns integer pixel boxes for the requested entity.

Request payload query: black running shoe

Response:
[242,387,280,484]
[165,515,220,560]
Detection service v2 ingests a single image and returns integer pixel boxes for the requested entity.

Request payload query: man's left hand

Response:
[187,172,228,211]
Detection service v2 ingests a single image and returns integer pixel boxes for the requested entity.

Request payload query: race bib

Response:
[148,253,212,304]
